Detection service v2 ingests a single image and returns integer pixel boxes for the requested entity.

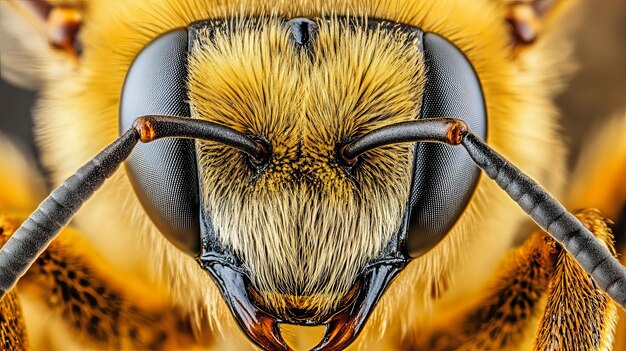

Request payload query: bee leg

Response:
[566,113,626,350]
[405,209,619,350]
[533,208,619,350]
[0,290,29,351]
[0,217,30,351]
[0,214,207,350]
[404,230,558,350]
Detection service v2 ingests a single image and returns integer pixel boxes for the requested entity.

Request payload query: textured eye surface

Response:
[119,29,200,255]
[406,33,487,258]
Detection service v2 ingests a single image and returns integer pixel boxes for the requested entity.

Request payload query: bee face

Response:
[190,17,423,319]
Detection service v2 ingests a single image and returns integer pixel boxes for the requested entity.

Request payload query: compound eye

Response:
[406,33,487,258]
[119,29,201,256]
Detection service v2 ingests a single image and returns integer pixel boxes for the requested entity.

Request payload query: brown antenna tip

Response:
[446,119,468,145]
[132,117,156,143]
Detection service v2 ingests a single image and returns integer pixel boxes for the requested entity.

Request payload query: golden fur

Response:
[189,17,425,317]
[534,209,618,351]
[0,290,28,351]
[568,112,626,351]
[6,0,577,348]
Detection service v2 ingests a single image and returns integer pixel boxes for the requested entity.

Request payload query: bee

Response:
[0,0,624,350]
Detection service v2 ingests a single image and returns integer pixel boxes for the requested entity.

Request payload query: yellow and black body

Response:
[0,0,624,350]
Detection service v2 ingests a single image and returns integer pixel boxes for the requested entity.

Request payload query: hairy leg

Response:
[0,290,28,351]
[567,113,626,350]
[534,209,618,350]
[403,231,556,351]
[403,209,618,351]
[0,213,208,350]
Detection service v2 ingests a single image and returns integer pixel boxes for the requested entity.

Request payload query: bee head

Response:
[190,17,422,320]
[120,16,485,350]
